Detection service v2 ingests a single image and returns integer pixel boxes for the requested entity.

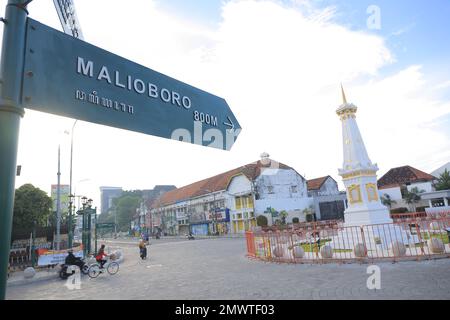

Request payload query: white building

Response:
[151,154,313,235]
[432,162,450,178]
[377,165,449,213]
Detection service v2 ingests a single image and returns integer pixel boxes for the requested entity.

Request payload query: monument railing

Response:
[391,210,450,222]
[245,216,450,264]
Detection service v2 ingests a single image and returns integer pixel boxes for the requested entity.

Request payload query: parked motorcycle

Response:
[59,260,89,279]
[186,233,195,240]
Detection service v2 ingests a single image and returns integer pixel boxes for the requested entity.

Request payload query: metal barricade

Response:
[245,216,450,264]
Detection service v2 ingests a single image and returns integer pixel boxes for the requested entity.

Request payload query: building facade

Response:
[377,165,438,212]
[307,176,347,221]
[151,155,313,235]
[131,185,177,235]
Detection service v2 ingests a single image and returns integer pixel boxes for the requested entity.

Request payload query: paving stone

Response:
[6,238,450,300]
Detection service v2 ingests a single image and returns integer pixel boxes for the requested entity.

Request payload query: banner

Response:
[37,246,83,266]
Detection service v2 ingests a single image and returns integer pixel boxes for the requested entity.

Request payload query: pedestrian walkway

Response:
[7,268,59,287]
[6,238,450,300]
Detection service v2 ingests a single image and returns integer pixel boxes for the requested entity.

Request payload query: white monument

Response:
[330,86,418,251]
[337,85,392,226]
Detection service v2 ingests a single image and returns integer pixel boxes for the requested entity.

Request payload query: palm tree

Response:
[381,194,397,210]
[303,206,315,222]
[403,187,425,212]
[279,210,288,225]
[435,169,450,191]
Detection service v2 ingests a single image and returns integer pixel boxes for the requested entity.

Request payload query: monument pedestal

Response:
[343,206,393,227]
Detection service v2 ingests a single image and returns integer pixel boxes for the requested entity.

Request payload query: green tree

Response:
[13,184,52,229]
[381,194,397,209]
[279,210,288,225]
[112,192,142,232]
[435,169,450,191]
[403,187,425,212]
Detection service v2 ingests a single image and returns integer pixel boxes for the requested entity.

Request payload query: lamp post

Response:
[87,198,94,255]
[68,193,75,247]
[56,144,62,251]
[79,196,95,257]
[67,120,77,248]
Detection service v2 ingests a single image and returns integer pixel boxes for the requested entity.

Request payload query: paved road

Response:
[6,238,450,300]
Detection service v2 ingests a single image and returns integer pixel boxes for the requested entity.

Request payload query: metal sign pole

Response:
[0,0,28,300]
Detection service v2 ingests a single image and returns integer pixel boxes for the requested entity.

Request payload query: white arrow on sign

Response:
[223,116,235,129]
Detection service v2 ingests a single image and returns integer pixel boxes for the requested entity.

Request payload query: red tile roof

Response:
[307,176,331,191]
[153,160,295,207]
[378,165,436,190]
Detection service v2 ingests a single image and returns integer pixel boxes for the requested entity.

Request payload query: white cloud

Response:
[1,0,449,206]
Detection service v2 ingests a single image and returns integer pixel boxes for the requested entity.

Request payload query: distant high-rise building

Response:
[100,187,123,214]
[51,184,70,215]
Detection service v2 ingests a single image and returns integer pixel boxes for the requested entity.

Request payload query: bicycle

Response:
[88,255,119,278]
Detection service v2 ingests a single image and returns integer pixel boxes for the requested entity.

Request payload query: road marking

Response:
[146,264,163,269]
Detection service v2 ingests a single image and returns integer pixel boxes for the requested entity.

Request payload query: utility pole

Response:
[0,0,29,300]
[68,120,77,248]
[56,145,61,250]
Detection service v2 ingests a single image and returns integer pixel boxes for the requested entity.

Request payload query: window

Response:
[366,183,378,202]
[291,186,298,193]
[247,196,254,208]
[267,186,274,194]
[235,197,242,210]
[348,184,362,204]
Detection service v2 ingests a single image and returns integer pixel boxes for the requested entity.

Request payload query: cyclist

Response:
[95,244,108,269]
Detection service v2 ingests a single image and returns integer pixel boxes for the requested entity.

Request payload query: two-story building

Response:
[151,154,313,235]
[377,165,436,212]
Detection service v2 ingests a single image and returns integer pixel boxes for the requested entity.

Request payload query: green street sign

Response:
[96,223,116,229]
[22,18,241,150]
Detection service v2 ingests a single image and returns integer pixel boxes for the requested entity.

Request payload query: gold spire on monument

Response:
[336,84,357,117]
[341,83,347,104]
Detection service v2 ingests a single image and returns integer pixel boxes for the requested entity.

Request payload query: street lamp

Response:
[56,144,62,251]
[67,120,78,248]
[68,193,75,248]
[80,196,88,257]
[78,196,97,257]
[81,196,88,208]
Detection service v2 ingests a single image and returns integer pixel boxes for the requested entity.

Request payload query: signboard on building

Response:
[22,19,241,150]
[96,223,116,229]
[207,208,230,222]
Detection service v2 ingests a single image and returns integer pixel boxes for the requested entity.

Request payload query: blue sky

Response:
[2,0,449,203]
[159,0,450,137]
[161,0,450,82]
